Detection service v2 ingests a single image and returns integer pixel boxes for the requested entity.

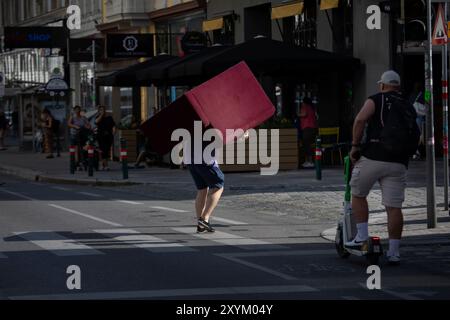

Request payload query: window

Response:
[120,88,133,119]
[155,13,205,56]
[24,0,33,20]
[212,15,235,45]
[405,0,427,42]
[36,0,44,15]
[52,0,59,10]
[283,0,317,48]
[332,0,353,54]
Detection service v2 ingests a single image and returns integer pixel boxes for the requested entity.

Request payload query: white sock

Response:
[355,223,369,241]
[388,239,401,257]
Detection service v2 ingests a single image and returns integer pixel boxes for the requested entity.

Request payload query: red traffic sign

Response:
[433,3,448,45]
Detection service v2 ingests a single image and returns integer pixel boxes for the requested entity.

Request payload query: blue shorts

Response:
[188,164,225,190]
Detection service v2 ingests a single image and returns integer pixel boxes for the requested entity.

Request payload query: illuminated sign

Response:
[4,27,68,49]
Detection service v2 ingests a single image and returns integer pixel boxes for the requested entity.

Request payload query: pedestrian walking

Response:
[68,105,91,170]
[185,136,225,234]
[299,97,318,168]
[0,110,9,151]
[95,106,116,171]
[347,71,420,265]
[41,109,55,159]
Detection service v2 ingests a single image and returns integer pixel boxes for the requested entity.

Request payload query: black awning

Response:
[135,46,233,87]
[167,45,231,85]
[97,54,176,87]
[135,55,183,87]
[168,37,361,82]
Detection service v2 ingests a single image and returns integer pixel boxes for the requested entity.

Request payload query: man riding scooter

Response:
[346,71,420,265]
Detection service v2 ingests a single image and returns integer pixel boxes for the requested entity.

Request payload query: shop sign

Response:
[4,27,68,49]
[107,34,154,58]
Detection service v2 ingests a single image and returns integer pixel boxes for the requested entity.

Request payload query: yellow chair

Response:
[319,127,343,166]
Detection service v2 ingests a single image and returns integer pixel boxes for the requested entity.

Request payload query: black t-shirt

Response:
[362,92,410,167]
[97,116,115,137]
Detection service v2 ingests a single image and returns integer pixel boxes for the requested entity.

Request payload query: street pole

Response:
[92,39,96,109]
[443,2,450,212]
[426,0,437,228]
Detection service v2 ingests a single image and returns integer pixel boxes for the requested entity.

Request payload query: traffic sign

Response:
[433,3,448,45]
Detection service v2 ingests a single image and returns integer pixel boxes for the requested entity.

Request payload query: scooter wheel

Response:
[335,225,350,259]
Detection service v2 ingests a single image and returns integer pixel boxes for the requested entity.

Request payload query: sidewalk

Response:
[0,146,349,188]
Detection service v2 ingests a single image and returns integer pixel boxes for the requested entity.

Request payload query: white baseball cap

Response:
[378,70,401,86]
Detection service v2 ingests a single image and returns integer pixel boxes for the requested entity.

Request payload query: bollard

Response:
[70,146,76,175]
[88,145,94,177]
[120,138,129,180]
[315,136,322,181]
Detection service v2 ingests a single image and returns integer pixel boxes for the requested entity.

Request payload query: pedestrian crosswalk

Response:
[13,231,104,257]
[93,229,196,253]
[0,227,284,259]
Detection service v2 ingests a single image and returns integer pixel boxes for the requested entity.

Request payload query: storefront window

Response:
[120,88,133,120]
[103,86,113,112]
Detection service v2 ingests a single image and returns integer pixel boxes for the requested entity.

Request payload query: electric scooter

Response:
[335,156,383,265]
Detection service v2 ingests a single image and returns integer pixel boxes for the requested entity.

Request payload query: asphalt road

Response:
[1,174,450,301]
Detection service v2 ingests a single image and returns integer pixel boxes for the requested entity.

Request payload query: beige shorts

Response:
[350,157,407,208]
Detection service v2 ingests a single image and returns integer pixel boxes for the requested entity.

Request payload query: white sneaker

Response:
[345,238,368,250]
[302,162,315,169]
[387,254,401,265]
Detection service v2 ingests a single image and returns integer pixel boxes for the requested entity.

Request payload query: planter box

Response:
[220,128,298,172]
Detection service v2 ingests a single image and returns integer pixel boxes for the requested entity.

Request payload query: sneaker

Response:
[386,254,401,265]
[345,238,368,250]
[198,219,216,233]
[302,162,315,169]
[197,226,207,234]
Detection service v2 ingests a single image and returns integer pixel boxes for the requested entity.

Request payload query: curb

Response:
[0,165,142,187]
[0,164,42,182]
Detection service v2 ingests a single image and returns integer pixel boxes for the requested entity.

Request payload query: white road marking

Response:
[215,250,335,282]
[0,189,36,201]
[358,283,423,300]
[49,204,123,227]
[220,249,336,258]
[51,186,72,192]
[94,229,195,253]
[212,217,248,226]
[173,228,285,250]
[116,200,144,205]
[8,285,319,300]
[14,232,103,257]
[216,254,298,281]
[151,206,189,213]
[78,192,102,198]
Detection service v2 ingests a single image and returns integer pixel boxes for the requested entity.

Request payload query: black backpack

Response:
[378,93,421,157]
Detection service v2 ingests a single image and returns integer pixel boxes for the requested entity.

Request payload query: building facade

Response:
[0,1,445,152]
